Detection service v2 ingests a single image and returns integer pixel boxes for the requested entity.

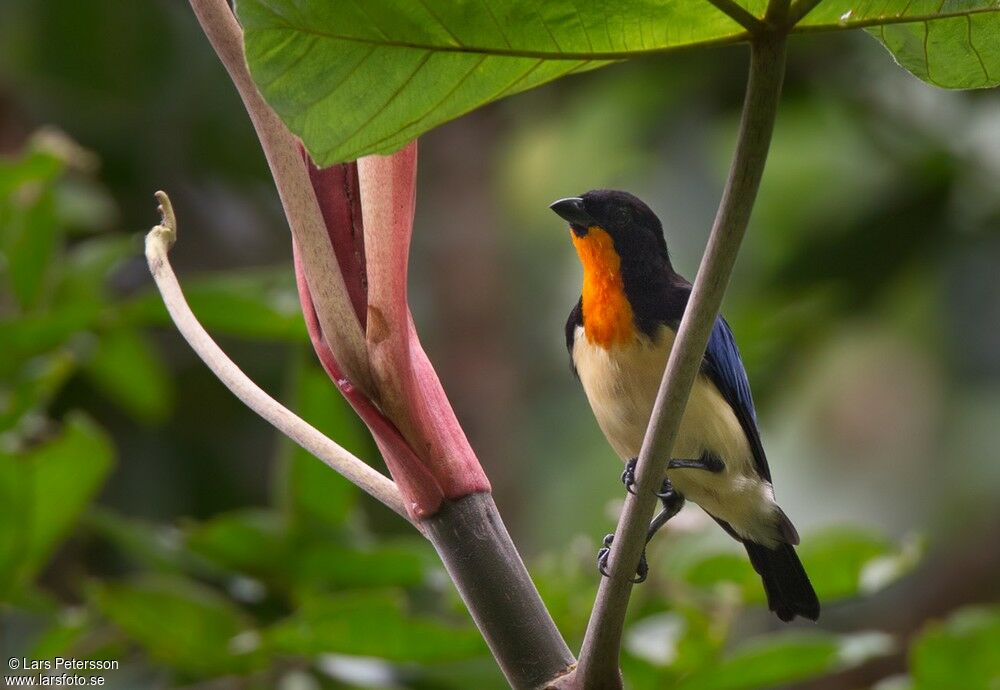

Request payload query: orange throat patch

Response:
[571,226,634,349]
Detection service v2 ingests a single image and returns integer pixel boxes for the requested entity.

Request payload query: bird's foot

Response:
[620,457,638,495]
[667,452,725,473]
[654,477,675,499]
[596,533,648,583]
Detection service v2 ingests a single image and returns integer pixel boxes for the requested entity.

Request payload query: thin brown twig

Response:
[572,34,789,690]
[145,191,413,525]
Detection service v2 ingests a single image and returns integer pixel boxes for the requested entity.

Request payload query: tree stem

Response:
[573,35,788,690]
[424,494,576,689]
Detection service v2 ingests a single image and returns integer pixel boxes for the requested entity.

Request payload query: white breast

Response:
[572,324,781,544]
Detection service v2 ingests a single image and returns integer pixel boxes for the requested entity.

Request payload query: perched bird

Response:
[551,190,819,622]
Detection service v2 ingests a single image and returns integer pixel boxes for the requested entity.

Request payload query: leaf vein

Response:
[339,52,434,151]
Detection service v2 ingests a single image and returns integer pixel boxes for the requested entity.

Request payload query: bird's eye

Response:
[613,207,630,225]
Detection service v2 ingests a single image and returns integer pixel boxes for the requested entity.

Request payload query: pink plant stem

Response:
[358,144,490,501]
[293,241,444,518]
[299,149,368,327]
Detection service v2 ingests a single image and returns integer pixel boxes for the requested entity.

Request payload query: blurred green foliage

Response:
[2,1,999,688]
[4,122,991,690]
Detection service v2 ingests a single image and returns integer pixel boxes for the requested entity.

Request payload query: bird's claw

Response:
[654,477,675,499]
[596,533,648,584]
[620,457,638,495]
[597,533,614,576]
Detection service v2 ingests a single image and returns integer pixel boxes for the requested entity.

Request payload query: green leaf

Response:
[185,509,291,577]
[239,0,1000,166]
[681,527,919,604]
[871,13,1000,90]
[86,508,204,577]
[624,608,724,677]
[236,0,745,165]
[185,510,430,590]
[674,630,894,690]
[56,234,136,306]
[910,606,1000,690]
[90,575,263,676]
[0,167,61,310]
[123,268,307,341]
[0,413,114,596]
[797,527,906,600]
[30,609,92,659]
[0,350,76,433]
[0,150,63,200]
[292,541,430,589]
[82,327,174,424]
[0,305,102,371]
[267,590,486,662]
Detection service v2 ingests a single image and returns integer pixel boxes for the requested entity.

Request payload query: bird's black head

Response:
[551,190,681,345]
[550,189,670,273]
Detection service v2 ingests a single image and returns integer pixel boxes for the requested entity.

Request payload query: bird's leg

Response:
[597,479,686,584]
[597,533,648,583]
[667,451,725,473]
[620,457,639,495]
[649,478,686,540]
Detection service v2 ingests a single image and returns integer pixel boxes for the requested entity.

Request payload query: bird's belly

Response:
[572,325,776,538]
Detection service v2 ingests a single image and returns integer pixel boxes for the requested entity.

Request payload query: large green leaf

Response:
[239,0,1000,165]
[0,414,114,596]
[238,0,743,165]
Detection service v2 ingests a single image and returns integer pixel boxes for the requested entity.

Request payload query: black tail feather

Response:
[744,541,820,622]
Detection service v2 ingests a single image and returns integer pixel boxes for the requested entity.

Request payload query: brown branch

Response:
[572,34,789,690]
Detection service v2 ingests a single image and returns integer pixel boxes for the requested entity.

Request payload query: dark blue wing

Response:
[703,316,771,483]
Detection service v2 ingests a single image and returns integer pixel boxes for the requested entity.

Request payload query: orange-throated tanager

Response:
[551,189,819,623]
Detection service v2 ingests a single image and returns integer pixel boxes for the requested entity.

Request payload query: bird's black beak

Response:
[549,197,594,236]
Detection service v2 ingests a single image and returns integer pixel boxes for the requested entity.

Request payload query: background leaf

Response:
[123,269,307,341]
[82,326,174,423]
[681,527,916,605]
[675,631,894,690]
[0,413,113,596]
[909,606,1000,690]
[90,575,263,677]
[0,152,63,310]
[266,590,486,662]
[279,358,371,529]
